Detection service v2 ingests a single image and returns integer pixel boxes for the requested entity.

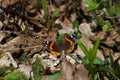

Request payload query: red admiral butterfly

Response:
[43,33,77,55]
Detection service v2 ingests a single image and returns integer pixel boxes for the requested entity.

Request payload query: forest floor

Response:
[0,0,120,80]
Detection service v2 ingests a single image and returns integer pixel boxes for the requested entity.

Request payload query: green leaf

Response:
[93,57,104,65]
[110,6,116,14]
[82,57,89,68]
[41,0,47,17]
[98,66,115,77]
[85,0,99,11]
[109,53,120,78]
[56,34,65,42]
[77,40,89,59]
[20,55,29,62]
[102,20,112,30]
[72,20,79,29]
[33,56,44,80]
[94,72,99,80]
[77,39,100,65]
[48,72,62,80]
[0,66,13,74]
[53,8,60,17]
[4,72,27,80]
[90,38,100,64]
[102,8,111,16]
[102,24,109,30]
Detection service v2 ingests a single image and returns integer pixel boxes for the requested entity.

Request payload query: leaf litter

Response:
[0,0,120,80]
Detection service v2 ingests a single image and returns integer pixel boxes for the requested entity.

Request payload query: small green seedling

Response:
[33,56,44,80]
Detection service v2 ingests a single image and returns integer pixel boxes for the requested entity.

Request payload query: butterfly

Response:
[43,33,77,55]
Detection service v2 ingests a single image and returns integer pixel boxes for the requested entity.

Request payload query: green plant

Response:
[95,18,113,31]
[41,0,47,18]
[4,72,27,80]
[20,55,29,62]
[85,0,99,11]
[33,56,63,80]
[95,53,120,80]
[77,39,100,65]
[106,53,120,79]
[77,39,120,80]
[102,20,112,30]
[0,66,28,80]
[85,0,120,31]
[48,72,63,80]
[56,34,65,42]
[41,0,60,29]
[0,66,13,75]
[48,7,60,30]
[77,38,100,79]
[33,56,45,80]
[72,20,82,38]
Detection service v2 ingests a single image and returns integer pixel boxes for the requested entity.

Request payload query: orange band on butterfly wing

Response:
[51,51,61,55]
[50,41,55,50]
[66,45,74,53]
[65,37,73,45]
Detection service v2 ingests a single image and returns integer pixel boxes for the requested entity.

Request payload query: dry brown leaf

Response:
[79,23,94,37]
[59,53,89,80]
[0,0,18,8]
